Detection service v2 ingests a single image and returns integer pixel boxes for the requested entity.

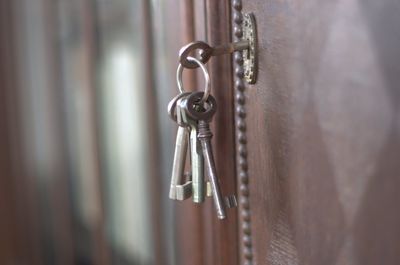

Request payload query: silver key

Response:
[183,92,237,219]
[179,96,205,203]
[168,93,192,200]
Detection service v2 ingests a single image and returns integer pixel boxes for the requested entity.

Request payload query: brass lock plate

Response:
[242,13,257,84]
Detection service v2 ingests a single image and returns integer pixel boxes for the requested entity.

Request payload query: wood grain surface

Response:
[239,0,400,264]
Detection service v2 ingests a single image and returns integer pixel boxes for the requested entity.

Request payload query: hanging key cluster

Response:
[168,55,238,220]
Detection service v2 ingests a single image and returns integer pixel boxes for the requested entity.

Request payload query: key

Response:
[183,92,237,219]
[179,95,206,203]
[167,93,192,200]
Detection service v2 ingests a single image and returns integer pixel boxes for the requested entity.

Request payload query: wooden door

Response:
[230,0,400,264]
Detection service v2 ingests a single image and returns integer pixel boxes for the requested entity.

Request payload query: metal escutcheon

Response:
[242,13,258,84]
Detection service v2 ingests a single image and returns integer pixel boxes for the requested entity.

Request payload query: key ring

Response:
[176,56,210,104]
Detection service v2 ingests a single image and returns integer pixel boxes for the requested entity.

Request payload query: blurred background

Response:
[0,0,199,264]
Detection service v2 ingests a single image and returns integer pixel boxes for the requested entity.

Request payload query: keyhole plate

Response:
[242,13,257,84]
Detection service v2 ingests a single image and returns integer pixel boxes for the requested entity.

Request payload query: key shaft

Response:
[169,126,190,199]
[180,98,205,203]
[197,120,226,219]
[168,94,192,201]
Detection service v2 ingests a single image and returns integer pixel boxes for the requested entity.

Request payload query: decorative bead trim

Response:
[232,0,253,264]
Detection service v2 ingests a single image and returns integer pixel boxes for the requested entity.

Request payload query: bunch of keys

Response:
[167,56,237,220]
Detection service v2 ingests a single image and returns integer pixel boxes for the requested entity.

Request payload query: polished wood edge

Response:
[232,0,254,264]
[205,0,239,264]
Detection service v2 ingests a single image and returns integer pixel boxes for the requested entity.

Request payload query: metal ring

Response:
[167,92,191,122]
[179,41,212,69]
[176,56,211,104]
[185,92,217,121]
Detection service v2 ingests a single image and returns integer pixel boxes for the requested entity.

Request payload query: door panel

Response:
[175,1,238,265]
[235,0,400,264]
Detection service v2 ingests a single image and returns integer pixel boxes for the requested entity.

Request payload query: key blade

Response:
[179,97,206,204]
[200,138,227,219]
[190,128,205,203]
[169,126,189,200]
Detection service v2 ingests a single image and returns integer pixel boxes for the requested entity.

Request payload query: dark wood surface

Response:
[238,0,400,264]
[205,1,238,265]
[0,1,20,262]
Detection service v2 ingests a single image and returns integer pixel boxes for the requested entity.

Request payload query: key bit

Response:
[224,195,238,208]
[176,181,192,201]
